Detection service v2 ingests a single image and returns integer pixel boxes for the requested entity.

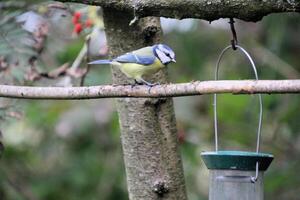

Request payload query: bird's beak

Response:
[172,59,176,63]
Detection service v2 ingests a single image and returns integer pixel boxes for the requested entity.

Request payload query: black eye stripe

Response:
[166,52,174,59]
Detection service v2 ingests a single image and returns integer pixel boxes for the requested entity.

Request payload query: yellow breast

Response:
[117,58,164,79]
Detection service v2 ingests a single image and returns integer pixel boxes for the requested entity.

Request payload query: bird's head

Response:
[153,44,176,65]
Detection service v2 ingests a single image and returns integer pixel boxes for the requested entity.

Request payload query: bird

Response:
[89,44,176,86]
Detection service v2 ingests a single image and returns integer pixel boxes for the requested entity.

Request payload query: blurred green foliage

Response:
[0,1,300,200]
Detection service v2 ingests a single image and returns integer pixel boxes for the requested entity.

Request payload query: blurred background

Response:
[0,1,300,199]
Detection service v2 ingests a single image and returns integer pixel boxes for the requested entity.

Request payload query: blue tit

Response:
[89,44,176,86]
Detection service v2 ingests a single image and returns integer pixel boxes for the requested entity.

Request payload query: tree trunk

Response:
[102,8,187,200]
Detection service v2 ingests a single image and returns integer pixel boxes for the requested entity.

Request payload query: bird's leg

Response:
[131,79,142,88]
[135,79,142,85]
[139,78,160,87]
[138,78,160,93]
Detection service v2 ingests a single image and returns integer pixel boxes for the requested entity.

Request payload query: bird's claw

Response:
[131,83,138,89]
[147,82,160,93]
[131,80,143,88]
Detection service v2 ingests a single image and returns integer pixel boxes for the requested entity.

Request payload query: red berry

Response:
[73,23,83,34]
[72,12,81,24]
[85,19,93,28]
[72,16,78,24]
[74,12,81,19]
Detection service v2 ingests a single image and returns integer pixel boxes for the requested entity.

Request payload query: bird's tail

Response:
[88,60,112,65]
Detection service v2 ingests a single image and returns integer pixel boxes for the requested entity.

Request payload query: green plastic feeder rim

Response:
[201,151,274,171]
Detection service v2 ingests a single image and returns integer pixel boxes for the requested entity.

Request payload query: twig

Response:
[25,63,89,81]
[70,44,87,70]
[0,80,299,99]
[80,36,91,86]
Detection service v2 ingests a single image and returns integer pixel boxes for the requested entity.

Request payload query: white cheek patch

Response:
[158,44,175,60]
[158,44,165,51]
[169,51,175,60]
[155,49,170,64]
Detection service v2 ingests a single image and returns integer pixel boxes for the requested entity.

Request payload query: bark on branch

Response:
[58,0,300,21]
[0,80,299,99]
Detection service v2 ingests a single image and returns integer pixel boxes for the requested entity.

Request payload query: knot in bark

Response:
[152,179,169,197]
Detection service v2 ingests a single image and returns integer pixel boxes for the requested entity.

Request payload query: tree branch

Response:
[0,80,299,99]
[58,0,300,22]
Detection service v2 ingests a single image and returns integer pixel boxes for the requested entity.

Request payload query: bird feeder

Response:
[201,45,274,200]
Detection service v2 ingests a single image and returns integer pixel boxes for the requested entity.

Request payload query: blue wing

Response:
[114,53,155,65]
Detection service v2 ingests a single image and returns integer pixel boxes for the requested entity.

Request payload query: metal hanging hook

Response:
[229,18,238,50]
[213,45,263,183]
[213,45,263,153]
